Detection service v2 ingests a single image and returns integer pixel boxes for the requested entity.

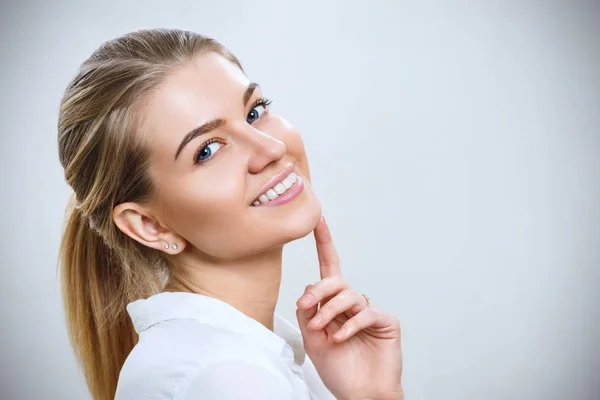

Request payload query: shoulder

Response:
[115,319,294,400]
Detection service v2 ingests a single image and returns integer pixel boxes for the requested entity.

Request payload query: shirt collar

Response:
[126,291,306,365]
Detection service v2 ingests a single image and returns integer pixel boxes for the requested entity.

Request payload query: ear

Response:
[112,202,187,254]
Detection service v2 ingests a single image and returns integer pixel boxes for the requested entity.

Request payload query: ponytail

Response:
[59,194,150,400]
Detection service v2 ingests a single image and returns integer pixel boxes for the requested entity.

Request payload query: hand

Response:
[296,216,404,400]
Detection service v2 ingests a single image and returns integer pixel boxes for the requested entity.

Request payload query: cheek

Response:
[160,171,248,253]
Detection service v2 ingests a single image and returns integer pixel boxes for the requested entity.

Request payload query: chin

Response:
[278,195,323,244]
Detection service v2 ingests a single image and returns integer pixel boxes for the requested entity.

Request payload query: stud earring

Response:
[164,243,169,249]
[171,243,178,250]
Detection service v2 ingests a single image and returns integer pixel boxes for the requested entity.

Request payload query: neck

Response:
[164,247,283,332]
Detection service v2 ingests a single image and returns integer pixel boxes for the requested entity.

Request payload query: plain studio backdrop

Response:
[1,1,598,399]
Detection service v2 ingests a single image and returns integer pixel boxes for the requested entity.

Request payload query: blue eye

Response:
[194,139,223,164]
[246,98,272,124]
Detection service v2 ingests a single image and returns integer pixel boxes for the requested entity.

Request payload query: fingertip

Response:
[295,305,309,320]
[296,297,317,311]
[296,303,318,326]
[296,300,307,309]
[332,331,346,342]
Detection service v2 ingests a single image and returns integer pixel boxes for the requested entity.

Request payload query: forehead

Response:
[140,52,248,150]
[156,52,247,110]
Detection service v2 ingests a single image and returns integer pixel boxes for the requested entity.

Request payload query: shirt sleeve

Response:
[175,360,297,400]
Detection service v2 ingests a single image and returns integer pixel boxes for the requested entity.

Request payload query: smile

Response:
[251,172,304,207]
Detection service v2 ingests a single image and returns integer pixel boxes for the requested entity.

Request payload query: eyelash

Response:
[193,97,273,165]
[250,97,273,110]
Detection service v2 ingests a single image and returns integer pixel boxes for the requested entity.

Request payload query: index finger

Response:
[314,216,341,279]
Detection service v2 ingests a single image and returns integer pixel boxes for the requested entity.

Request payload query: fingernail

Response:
[298,292,315,305]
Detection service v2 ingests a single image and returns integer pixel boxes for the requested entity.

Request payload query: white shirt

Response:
[114,291,336,400]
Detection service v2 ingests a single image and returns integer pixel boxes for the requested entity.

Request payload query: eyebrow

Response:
[174,82,260,161]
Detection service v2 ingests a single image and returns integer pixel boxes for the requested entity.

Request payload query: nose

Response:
[243,125,286,174]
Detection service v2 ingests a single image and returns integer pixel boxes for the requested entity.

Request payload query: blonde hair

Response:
[57,28,243,400]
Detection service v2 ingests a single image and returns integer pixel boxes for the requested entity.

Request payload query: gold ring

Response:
[361,293,370,310]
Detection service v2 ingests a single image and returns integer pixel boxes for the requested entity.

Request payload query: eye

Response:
[194,138,223,164]
[246,98,272,124]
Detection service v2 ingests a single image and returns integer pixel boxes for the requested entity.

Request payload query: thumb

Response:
[296,304,326,348]
[296,292,325,347]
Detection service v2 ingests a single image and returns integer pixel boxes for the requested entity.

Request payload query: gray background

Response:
[1,0,599,399]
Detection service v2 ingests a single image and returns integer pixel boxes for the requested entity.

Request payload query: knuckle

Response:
[304,284,316,296]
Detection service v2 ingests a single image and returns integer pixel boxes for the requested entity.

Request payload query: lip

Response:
[251,163,295,205]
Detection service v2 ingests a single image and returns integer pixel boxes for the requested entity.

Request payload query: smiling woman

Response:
[57,28,403,400]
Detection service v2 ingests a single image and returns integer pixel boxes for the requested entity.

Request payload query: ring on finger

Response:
[361,293,370,311]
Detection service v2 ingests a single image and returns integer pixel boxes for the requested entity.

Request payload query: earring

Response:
[164,243,169,249]
[171,243,178,250]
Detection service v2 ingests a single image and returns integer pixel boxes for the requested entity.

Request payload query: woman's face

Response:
[138,52,322,260]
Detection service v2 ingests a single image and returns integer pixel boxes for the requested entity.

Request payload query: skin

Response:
[112,52,403,400]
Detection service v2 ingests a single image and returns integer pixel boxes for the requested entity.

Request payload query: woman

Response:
[58,28,403,400]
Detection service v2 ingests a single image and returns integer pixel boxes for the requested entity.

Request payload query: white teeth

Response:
[252,171,299,206]
[274,183,286,194]
[258,194,269,204]
[266,189,278,200]
[282,173,297,189]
